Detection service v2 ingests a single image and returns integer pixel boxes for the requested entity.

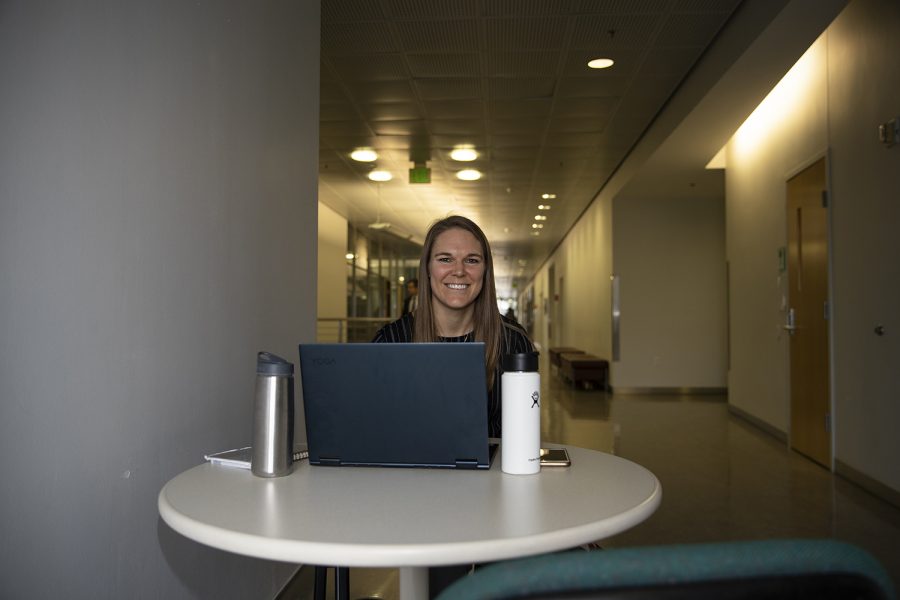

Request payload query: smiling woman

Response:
[371,215,534,439]
[428,227,486,328]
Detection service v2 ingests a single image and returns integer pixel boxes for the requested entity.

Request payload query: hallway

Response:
[287,364,900,598]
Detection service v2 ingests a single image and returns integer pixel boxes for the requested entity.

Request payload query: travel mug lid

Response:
[257,351,294,376]
[502,351,539,372]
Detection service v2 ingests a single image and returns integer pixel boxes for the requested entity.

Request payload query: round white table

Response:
[159,444,661,599]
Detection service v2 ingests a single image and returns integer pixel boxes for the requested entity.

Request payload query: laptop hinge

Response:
[319,457,342,466]
[455,458,479,469]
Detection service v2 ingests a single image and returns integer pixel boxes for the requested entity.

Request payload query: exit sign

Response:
[409,166,431,184]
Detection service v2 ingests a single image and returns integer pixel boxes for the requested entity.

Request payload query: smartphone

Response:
[539,448,571,467]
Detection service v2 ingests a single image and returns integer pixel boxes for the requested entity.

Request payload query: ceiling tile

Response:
[322,0,385,22]
[320,103,359,121]
[429,119,486,135]
[484,17,569,50]
[488,97,553,118]
[490,117,547,135]
[414,78,482,100]
[383,0,480,18]
[489,77,557,99]
[370,120,428,136]
[320,80,353,104]
[347,80,417,103]
[394,20,480,52]
[483,0,572,17]
[327,53,409,81]
[424,99,485,119]
[575,0,668,14]
[485,51,561,77]
[407,53,481,77]
[556,75,628,97]
[569,14,660,49]
[552,96,619,119]
[672,0,741,14]
[548,117,605,133]
[320,120,372,137]
[322,22,399,54]
[361,102,423,121]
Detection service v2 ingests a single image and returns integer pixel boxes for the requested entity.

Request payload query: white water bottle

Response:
[501,352,541,475]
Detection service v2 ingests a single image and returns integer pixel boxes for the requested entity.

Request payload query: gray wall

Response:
[0,1,320,597]
[612,191,728,389]
[819,0,899,491]
[725,0,900,494]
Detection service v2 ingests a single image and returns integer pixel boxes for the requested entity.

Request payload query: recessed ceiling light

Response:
[456,169,482,181]
[368,170,392,182]
[531,223,544,229]
[588,58,615,70]
[450,146,478,161]
[534,215,547,221]
[541,193,556,199]
[350,148,378,162]
[531,231,541,236]
[345,253,355,260]
[538,204,552,210]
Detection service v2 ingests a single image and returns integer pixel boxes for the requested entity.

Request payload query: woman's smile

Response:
[429,228,485,314]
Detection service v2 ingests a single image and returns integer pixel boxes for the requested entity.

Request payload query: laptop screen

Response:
[298,343,494,469]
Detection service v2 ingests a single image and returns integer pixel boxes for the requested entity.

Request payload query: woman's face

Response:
[428,227,485,313]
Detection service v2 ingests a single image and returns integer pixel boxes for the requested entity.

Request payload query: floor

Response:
[281,365,900,599]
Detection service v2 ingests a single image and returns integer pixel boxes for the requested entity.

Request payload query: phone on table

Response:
[539,448,571,467]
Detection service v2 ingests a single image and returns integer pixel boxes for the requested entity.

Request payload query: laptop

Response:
[298,342,496,469]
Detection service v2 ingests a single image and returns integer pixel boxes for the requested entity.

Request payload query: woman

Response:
[372,215,534,438]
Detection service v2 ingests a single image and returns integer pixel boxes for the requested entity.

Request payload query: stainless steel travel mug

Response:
[501,352,541,475]
[251,351,295,477]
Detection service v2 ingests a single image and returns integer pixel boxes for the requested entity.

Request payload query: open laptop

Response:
[298,342,496,469]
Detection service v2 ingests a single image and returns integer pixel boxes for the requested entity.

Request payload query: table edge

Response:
[158,467,661,567]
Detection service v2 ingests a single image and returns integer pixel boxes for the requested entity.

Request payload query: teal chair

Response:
[435,539,895,600]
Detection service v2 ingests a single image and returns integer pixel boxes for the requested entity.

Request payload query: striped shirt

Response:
[371,313,535,437]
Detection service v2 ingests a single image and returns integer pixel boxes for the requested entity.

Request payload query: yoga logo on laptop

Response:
[531,391,540,408]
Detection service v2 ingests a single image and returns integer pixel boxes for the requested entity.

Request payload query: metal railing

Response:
[317,317,393,343]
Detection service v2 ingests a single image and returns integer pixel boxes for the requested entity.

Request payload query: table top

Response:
[158,444,661,568]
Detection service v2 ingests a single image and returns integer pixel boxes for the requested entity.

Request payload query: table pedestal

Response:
[399,566,428,600]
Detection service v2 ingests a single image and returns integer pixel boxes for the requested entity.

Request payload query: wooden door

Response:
[786,157,831,467]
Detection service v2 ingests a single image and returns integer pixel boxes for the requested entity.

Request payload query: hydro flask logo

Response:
[531,391,540,408]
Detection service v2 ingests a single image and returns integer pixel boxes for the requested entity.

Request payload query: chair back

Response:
[434,539,896,600]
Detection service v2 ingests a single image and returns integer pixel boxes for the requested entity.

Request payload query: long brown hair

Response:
[414,215,502,387]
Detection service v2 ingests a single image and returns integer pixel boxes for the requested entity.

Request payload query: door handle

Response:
[783,308,797,335]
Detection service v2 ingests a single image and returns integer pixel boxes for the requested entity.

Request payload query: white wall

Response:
[318,202,348,321]
[725,36,830,431]
[529,196,614,365]
[613,193,727,389]
[0,1,320,597]
[725,0,900,493]
[823,0,900,491]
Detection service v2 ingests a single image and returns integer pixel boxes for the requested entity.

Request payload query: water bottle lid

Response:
[257,351,294,376]
[502,351,539,372]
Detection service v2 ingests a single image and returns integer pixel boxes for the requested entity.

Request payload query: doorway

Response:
[786,157,831,468]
